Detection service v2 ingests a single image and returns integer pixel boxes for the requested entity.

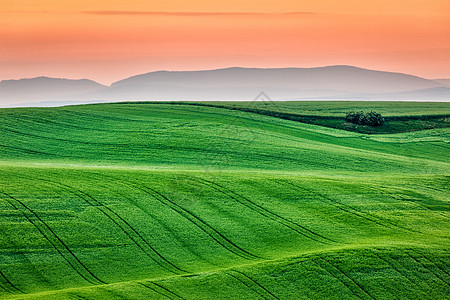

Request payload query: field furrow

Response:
[226,270,280,300]
[121,178,259,260]
[32,176,186,275]
[0,102,448,299]
[184,176,335,244]
[0,192,104,285]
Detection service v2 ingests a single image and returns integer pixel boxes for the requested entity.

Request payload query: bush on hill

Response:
[346,111,384,126]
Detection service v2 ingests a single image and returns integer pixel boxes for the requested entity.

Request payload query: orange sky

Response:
[1,0,449,84]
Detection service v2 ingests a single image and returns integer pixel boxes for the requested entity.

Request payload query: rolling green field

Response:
[0,102,449,299]
[189,101,450,134]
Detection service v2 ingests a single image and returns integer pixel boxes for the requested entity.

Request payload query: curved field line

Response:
[0,224,53,289]
[376,186,450,220]
[226,270,280,300]
[7,171,185,274]
[405,250,450,286]
[66,292,90,300]
[11,114,111,132]
[281,180,418,233]
[28,176,186,275]
[0,192,105,285]
[372,253,429,295]
[83,172,219,268]
[152,282,186,300]
[410,249,450,276]
[321,257,377,300]
[0,126,123,147]
[139,281,186,300]
[0,144,63,157]
[184,176,335,245]
[373,252,417,285]
[1,127,312,165]
[112,177,259,260]
[313,258,374,300]
[137,283,173,299]
[3,123,305,163]
[59,110,147,123]
[0,269,23,295]
[309,259,363,300]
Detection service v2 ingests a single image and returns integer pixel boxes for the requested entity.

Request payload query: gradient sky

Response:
[1,0,449,84]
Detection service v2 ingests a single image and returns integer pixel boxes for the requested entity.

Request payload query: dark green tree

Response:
[345,111,384,127]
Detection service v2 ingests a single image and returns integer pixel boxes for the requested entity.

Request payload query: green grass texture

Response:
[0,102,449,299]
[184,101,450,134]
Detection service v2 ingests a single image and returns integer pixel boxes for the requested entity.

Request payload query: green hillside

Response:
[207,100,450,117]
[190,101,450,134]
[0,102,449,299]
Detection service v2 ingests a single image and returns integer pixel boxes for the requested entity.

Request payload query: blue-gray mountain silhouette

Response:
[1,66,448,107]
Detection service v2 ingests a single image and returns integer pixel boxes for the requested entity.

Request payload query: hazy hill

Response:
[106,66,448,101]
[372,87,450,101]
[0,77,106,106]
[1,66,448,106]
[434,79,450,87]
[112,66,441,94]
[312,87,450,101]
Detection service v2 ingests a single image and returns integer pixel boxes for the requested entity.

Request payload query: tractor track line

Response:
[373,253,428,294]
[0,224,53,289]
[118,178,259,260]
[405,250,450,286]
[227,270,280,300]
[0,269,23,294]
[377,187,450,220]
[184,176,335,245]
[309,259,364,300]
[316,258,373,300]
[0,192,104,285]
[404,252,450,287]
[8,170,186,275]
[84,171,218,268]
[137,282,173,299]
[411,249,450,275]
[0,271,20,294]
[150,282,186,300]
[30,176,186,275]
[282,180,418,233]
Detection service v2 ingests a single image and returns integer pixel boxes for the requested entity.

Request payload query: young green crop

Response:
[0,102,448,299]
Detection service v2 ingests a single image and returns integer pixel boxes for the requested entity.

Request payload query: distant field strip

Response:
[111,101,450,134]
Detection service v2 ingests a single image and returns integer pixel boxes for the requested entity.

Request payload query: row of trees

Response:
[345,111,385,126]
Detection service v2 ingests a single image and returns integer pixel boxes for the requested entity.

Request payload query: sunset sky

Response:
[1,0,449,84]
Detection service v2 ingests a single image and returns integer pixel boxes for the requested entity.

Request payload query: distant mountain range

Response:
[1,66,449,107]
[434,79,450,87]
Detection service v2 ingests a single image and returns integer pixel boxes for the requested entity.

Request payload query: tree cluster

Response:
[345,111,385,127]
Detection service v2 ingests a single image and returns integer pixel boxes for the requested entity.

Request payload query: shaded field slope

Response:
[185,101,450,134]
[0,102,449,299]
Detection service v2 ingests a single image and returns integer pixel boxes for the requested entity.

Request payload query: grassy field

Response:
[185,101,450,134]
[0,102,449,299]
[208,101,450,117]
